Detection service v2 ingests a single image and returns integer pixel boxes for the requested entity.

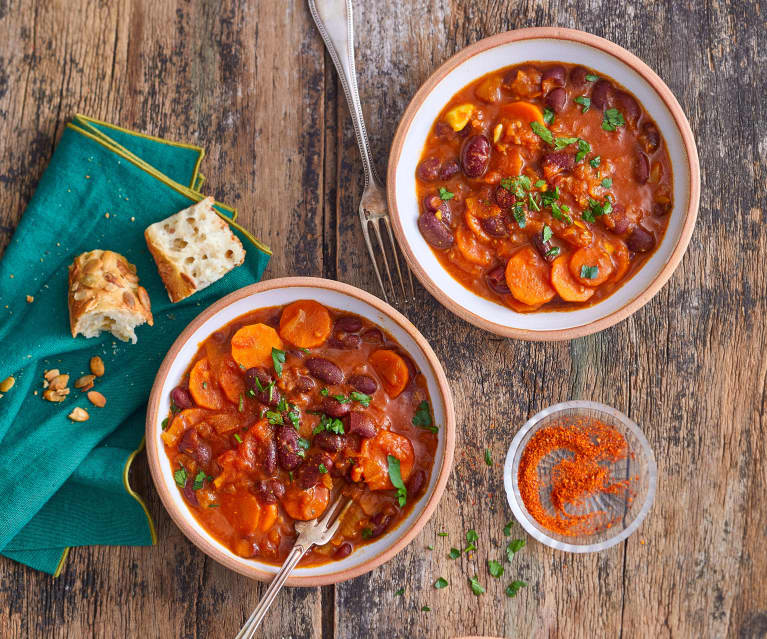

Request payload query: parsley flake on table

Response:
[173,468,187,488]
[466,529,478,544]
[350,391,371,407]
[434,577,449,589]
[507,538,526,561]
[387,455,407,507]
[506,580,528,597]
[437,531,448,537]
[530,121,554,145]
[543,107,555,125]
[421,606,431,612]
[439,186,454,200]
[574,95,591,113]
[484,448,492,466]
[503,520,515,536]
[412,400,437,432]
[394,587,405,596]
[469,576,485,596]
[542,224,553,243]
[488,559,504,578]
[192,470,206,491]
[602,108,625,131]
[427,544,434,550]
[271,347,286,376]
[448,548,461,559]
[585,73,598,82]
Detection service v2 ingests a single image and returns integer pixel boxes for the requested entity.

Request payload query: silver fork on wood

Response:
[308,0,415,303]
[234,497,351,638]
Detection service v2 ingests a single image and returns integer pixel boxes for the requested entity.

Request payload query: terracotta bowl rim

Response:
[386,26,701,341]
[145,276,456,586]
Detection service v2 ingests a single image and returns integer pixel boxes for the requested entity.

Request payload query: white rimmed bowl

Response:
[145,277,455,585]
[387,27,700,340]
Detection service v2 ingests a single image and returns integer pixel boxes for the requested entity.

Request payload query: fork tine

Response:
[359,216,389,303]
[382,215,414,300]
[370,217,396,297]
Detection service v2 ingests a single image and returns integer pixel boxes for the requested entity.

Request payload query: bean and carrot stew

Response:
[415,61,673,312]
[162,300,438,565]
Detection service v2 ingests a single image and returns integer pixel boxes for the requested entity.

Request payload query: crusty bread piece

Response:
[68,250,153,344]
[144,197,246,303]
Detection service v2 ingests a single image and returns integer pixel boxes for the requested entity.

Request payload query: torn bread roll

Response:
[144,197,246,303]
[68,250,153,344]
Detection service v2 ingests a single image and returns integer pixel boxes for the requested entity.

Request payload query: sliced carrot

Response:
[282,484,331,521]
[353,430,415,491]
[500,101,544,125]
[504,246,556,306]
[231,323,284,369]
[503,297,544,313]
[465,208,491,243]
[465,197,502,220]
[278,299,332,348]
[213,450,239,489]
[569,246,614,286]
[162,407,208,447]
[369,350,410,398]
[604,237,630,282]
[551,255,595,302]
[189,358,225,410]
[212,354,246,403]
[455,225,493,266]
[205,410,243,435]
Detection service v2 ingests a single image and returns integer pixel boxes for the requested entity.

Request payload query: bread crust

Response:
[143,233,197,303]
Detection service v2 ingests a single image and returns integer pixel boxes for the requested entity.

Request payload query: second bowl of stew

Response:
[388,27,699,340]
[146,277,455,585]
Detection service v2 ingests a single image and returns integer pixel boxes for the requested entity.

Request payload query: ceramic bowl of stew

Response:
[387,27,700,340]
[145,277,455,585]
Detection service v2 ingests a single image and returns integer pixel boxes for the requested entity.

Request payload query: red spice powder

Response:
[517,417,631,536]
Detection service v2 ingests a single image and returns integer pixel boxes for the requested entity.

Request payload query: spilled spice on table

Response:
[517,416,634,536]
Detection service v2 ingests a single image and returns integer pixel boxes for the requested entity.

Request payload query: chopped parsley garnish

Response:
[545,247,561,258]
[439,186,454,200]
[266,410,283,425]
[503,520,514,536]
[271,347,286,376]
[277,396,288,411]
[161,417,169,430]
[298,437,310,450]
[394,588,405,596]
[313,413,345,435]
[574,95,591,113]
[513,203,526,228]
[412,400,437,432]
[233,433,243,444]
[530,121,554,145]
[506,580,527,597]
[534,179,546,189]
[173,469,187,487]
[488,559,504,578]
[318,463,328,474]
[288,405,300,429]
[528,192,541,212]
[507,538,526,560]
[585,73,598,82]
[484,448,492,466]
[238,393,244,413]
[601,177,613,188]
[320,387,329,396]
[590,155,601,168]
[580,265,599,280]
[170,400,180,414]
[331,393,350,403]
[575,138,591,163]
[500,175,531,197]
[350,391,371,407]
[469,576,485,596]
[553,136,578,150]
[202,381,207,389]
[541,186,559,208]
[247,388,256,397]
[208,503,219,508]
[192,470,207,491]
[362,528,373,539]
[434,577,449,589]
[543,107,554,125]
[448,548,461,559]
[301,347,310,353]
[582,197,613,222]
[602,108,625,131]
[550,202,572,225]
[541,224,553,243]
[387,455,407,507]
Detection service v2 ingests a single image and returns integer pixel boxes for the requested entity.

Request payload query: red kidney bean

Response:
[417,157,441,181]
[635,151,650,184]
[333,542,353,559]
[313,431,345,453]
[542,151,575,173]
[333,333,362,350]
[171,386,193,409]
[614,91,640,126]
[345,412,376,439]
[211,330,227,343]
[306,357,344,384]
[407,469,426,497]
[276,425,301,471]
[370,512,391,537]
[639,122,661,153]
[627,227,655,253]
[653,201,672,217]
[423,194,443,213]
[438,200,456,228]
[542,65,566,88]
[460,135,491,178]
[361,328,383,343]
[297,453,334,489]
[480,215,509,238]
[245,367,281,406]
[544,87,567,113]
[531,233,556,263]
[612,216,632,236]
[439,159,461,180]
[335,316,362,332]
[494,184,515,209]
[262,437,277,475]
[434,121,453,137]
[294,375,316,393]
[322,396,351,418]
[591,79,613,110]
[485,266,510,295]
[569,66,589,87]
[349,374,377,395]
[254,479,284,504]
[287,349,305,360]
[418,212,454,249]
[183,479,199,507]
[178,429,212,467]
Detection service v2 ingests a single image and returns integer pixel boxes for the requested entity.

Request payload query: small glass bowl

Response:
[503,400,657,553]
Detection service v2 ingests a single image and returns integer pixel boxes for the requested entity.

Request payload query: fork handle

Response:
[308,0,380,188]
[234,545,307,639]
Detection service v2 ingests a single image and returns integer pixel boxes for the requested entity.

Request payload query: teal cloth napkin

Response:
[0,115,271,575]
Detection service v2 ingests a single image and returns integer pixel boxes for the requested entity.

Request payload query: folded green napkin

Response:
[0,115,271,575]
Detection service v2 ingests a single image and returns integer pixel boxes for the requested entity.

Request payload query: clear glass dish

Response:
[503,401,657,553]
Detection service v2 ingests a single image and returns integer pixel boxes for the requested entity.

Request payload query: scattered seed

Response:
[68,407,90,422]
[75,374,96,389]
[0,376,15,393]
[48,374,69,391]
[87,391,106,407]
[90,356,105,377]
[26,295,34,303]
[44,369,60,381]
[43,389,67,403]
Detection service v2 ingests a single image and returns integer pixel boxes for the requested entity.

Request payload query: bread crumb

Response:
[9,274,14,278]
[85,175,90,179]
[130,216,135,222]
[105,212,110,218]
[26,295,34,303]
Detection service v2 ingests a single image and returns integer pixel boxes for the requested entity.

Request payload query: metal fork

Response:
[308,0,415,303]
[234,497,351,638]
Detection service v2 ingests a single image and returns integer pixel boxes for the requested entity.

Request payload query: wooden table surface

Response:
[1,1,765,637]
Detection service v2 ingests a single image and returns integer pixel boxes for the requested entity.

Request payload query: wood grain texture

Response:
[0,0,765,638]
